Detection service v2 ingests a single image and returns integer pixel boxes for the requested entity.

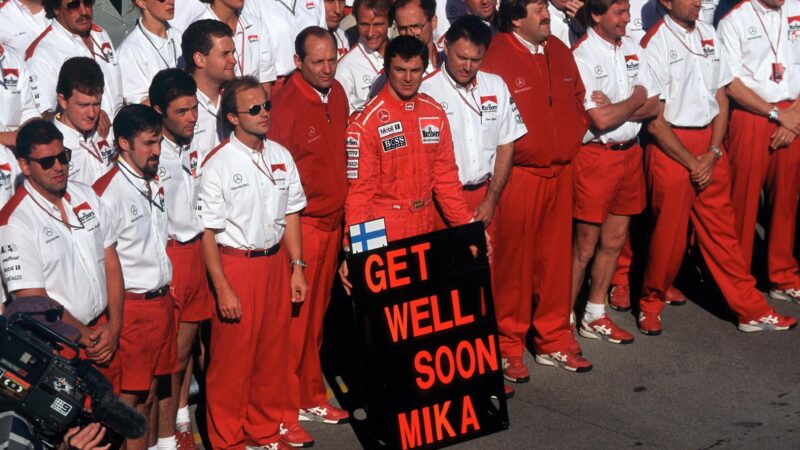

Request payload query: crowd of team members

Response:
[0,0,799,448]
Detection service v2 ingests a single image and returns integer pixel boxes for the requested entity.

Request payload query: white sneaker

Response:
[769,288,800,305]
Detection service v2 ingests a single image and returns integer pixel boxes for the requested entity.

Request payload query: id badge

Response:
[772,63,785,83]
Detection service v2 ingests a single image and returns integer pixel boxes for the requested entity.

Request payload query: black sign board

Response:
[322,222,509,449]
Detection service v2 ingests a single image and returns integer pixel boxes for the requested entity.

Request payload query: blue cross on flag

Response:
[349,218,388,254]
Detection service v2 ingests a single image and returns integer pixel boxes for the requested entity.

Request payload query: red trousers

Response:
[284,219,342,421]
[167,238,214,322]
[726,106,800,289]
[640,127,772,321]
[206,249,292,449]
[492,165,576,356]
[611,240,633,286]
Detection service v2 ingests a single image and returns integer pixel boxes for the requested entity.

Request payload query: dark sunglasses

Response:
[238,101,272,116]
[28,149,72,170]
[64,0,94,10]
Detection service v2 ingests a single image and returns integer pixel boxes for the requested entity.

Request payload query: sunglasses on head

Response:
[63,0,94,10]
[28,149,72,170]
[238,101,272,116]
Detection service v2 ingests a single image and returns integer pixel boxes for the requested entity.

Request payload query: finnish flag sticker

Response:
[349,218,388,254]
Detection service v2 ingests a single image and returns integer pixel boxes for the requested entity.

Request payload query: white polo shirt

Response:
[158,137,204,242]
[0,43,39,139]
[244,0,325,76]
[628,0,664,43]
[55,120,115,185]
[0,180,117,324]
[198,133,306,250]
[434,0,467,50]
[192,89,223,162]
[0,148,21,206]
[118,21,183,104]
[335,41,384,111]
[169,0,206,32]
[643,15,733,127]
[548,2,584,47]
[718,0,800,103]
[333,27,352,60]
[25,20,123,117]
[195,7,277,83]
[94,160,172,293]
[0,0,48,54]
[574,27,660,143]
[699,0,719,25]
[420,68,527,186]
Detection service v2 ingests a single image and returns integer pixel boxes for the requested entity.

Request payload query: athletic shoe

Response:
[279,423,314,448]
[769,288,800,305]
[665,286,687,306]
[534,350,592,372]
[299,403,350,424]
[246,442,291,450]
[579,314,635,344]
[608,285,631,311]
[637,312,662,336]
[501,356,530,383]
[738,312,797,332]
[176,430,196,450]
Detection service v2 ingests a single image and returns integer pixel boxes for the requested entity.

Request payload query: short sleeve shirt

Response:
[55,119,115,186]
[118,22,183,104]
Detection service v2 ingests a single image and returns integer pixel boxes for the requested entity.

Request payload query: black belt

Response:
[608,140,636,151]
[463,181,488,191]
[219,243,280,258]
[125,285,169,300]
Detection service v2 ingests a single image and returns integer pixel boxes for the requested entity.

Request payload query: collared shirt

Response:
[192,89,223,162]
[333,27,352,60]
[93,160,172,293]
[335,41,384,112]
[198,133,306,249]
[0,0,48,54]
[244,0,326,76]
[642,15,733,127]
[169,0,206,32]
[55,120,115,186]
[420,68,527,185]
[513,32,545,54]
[25,20,123,116]
[0,180,117,324]
[0,148,21,206]
[627,0,665,43]
[699,0,719,25]
[0,44,38,136]
[195,7,277,83]
[574,27,660,143]
[118,21,183,104]
[434,0,467,50]
[158,137,204,241]
[718,0,800,103]
[548,2,584,47]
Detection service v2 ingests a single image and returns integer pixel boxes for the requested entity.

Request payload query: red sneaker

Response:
[738,311,797,332]
[534,350,592,372]
[579,314,635,344]
[176,430,196,450]
[501,356,530,383]
[637,312,662,336]
[279,423,314,448]
[665,286,687,306]
[769,288,800,305]
[299,403,350,424]
[608,285,631,311]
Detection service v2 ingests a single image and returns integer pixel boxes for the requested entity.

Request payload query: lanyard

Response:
[198,92,219,118]
[664,21,709,58]
[117,161,164,212]
[28,189,85,231]
[89,34,110,63]
[136,21,177,67]
[235,18,246,77]
[251,152,276,185]
[446,71,482,121]
[753,4,782,62]
[275,0,298,15]
[79,140,103,163]
[358,44,381,75]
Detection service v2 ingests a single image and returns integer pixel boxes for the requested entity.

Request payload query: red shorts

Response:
[75,314,122,395]
[573,142,646,223]
[167,238,214,323]
[117,294,175,392]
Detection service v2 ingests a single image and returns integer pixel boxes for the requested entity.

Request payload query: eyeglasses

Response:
[238,101,272,116]
[28,149,72,170]
[396,20,429,34]
[64,0,94,10]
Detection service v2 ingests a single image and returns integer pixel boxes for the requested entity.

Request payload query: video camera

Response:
[0,308,146,448]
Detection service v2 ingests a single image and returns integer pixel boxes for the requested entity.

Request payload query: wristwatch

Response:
[708,145,722,160]
[290,259,308,270]
[769,106,780,122]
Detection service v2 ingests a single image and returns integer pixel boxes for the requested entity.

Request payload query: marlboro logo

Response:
[701,39,715,56]
[480,96,498,113]
[419,117,440,144]
[271,163,286,172]
[624,54,640,71]
[2,68,19,88]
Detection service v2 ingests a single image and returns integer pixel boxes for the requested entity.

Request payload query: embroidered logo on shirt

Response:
[248,34,259,43]
[377,109,391,123]
[624,54,640,72]
[419,117,440,144]
[2,68,18,89]
[378,121,403,138]
[382,135,407,152]
[100,42,115,63]
[190,151,198,176]
[701,39,715,57]
[789,16,800,42]
[0,163,12,188]
[480,96,498,113]
[346,132,360,149]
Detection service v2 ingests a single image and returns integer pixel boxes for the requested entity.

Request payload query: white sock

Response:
[570,312,576,326]
[157,436,177,450]
[176,406,191,428]
[584,302,606,323]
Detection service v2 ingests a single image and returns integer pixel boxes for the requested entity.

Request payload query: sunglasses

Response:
[63,0,94,10]
[238,101,272,116]
[28,149,72,170]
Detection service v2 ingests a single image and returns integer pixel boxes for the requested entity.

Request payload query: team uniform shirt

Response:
[0,0,47,54]
[0,149,20,206]
[193,7,277,83]
[335,41,384,112]
[118,21,183,104]
[0,43,38,164]
[169,0,205,32]
[55,120,115,185]
[192,90,224,162]
[628,0,664,43]
[434,0,467,50]
[25,20,123,116]
[420,68,527,185]
[333,27,352,60]
[574,28,660,142]
[700,0,719,24]
[718,0,800,103]
[244,0,325,76]
[198,134,307,250]
[642,16,732,127]
[548,3,584,47]
[93,160,172,293]
[0,180,117,324]
[159,137,204,242]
